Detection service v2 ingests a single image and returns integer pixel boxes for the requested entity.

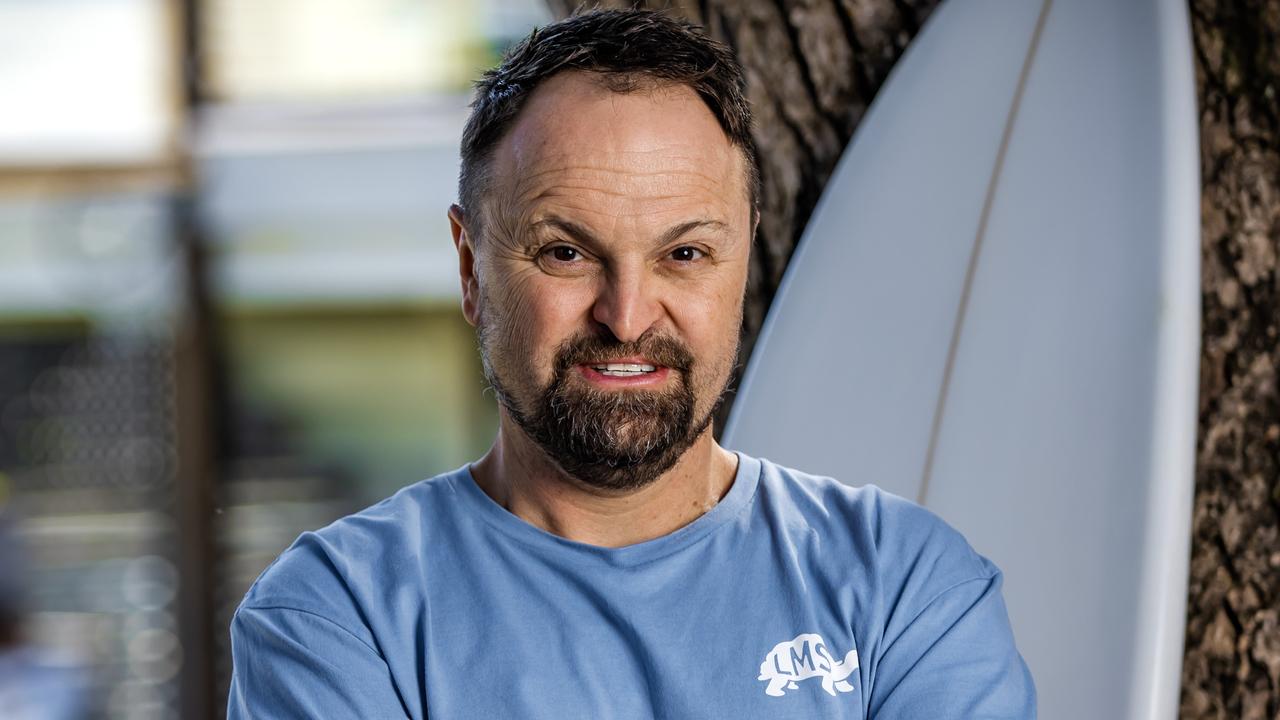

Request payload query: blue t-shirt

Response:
[227,453,1036,719]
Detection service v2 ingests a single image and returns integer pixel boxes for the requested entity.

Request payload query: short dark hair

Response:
[458,8,759,234]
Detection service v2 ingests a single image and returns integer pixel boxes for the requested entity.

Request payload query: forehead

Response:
[489,72,749,224]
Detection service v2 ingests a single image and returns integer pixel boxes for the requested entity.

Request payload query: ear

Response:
[449,204,482,327]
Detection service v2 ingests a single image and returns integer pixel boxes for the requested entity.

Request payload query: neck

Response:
[470,412,739,548]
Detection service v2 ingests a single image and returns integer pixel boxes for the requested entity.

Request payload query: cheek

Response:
[679,269,746,339]
[670,279,745,386]
[487,271,595,374]
[480,273,536,365]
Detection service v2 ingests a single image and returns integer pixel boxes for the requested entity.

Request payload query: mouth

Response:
[575,358,671,386]
[588,362,659,377]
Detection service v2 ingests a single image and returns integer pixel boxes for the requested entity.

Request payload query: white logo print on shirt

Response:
[757,633,859,697]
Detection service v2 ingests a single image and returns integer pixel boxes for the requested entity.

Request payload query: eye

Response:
[545,245,581,263]
[669,246,704,262]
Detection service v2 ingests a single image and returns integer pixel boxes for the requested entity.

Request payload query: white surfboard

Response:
[722,0,1200,718]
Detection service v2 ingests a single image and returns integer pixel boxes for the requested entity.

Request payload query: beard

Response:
[480,328,722,492]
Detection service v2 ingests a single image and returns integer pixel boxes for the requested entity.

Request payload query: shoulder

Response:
[751,455,997,593]
[236,468,467,619]
[227,469,470,717]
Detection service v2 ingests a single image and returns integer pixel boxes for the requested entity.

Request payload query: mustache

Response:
[552,332,695,374]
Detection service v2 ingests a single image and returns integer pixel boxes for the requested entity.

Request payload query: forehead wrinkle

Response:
[512,157,733,190]
[497,159,747,235]
[524,188,731,212]
[511,167,735,211]
[512,108,732,161]
[509,131,739,179]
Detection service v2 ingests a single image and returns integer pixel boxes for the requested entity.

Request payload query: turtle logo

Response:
[757,633,858,697]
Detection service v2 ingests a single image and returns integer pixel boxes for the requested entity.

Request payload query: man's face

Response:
[457,71,753,491]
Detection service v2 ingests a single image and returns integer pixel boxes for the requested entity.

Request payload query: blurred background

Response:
[0,0,547,717]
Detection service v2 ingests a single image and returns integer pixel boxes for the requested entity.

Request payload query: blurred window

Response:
[201,0,548,101]
[0,0,179,167]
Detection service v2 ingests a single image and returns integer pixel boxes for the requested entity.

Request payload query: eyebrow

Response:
[528,217,729,248]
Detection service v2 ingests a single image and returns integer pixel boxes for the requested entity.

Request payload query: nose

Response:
[591,263,662,343]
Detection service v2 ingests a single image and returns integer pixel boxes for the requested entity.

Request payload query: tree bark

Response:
[546,1,1280,715]
[1181,1,1280,718]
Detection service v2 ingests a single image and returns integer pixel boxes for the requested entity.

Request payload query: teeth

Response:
[592,363,657,375]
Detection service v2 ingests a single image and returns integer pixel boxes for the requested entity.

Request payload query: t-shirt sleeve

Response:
[227,604,411,720]
[867,570,1036,719]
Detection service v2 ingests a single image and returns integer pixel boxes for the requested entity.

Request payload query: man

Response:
[228,9,1036,719]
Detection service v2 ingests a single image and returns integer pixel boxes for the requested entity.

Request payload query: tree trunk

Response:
[1181,1,1280,718]
[545,1,1280,715]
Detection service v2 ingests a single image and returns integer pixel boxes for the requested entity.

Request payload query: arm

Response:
[868,572,1036,719]
[227,605,412,720]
